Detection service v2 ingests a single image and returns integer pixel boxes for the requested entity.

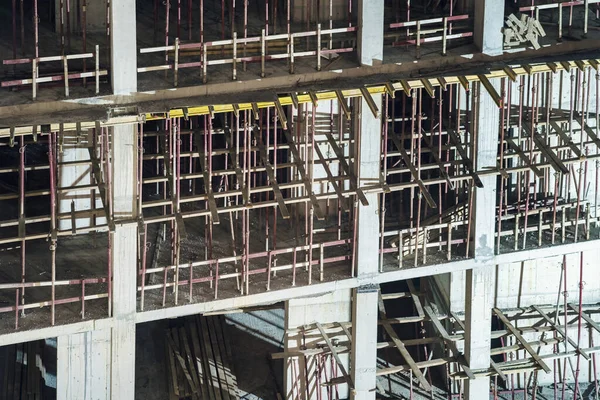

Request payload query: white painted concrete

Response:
[351,286,378,400]
[57,329,111,400]
[473,0,504,56]
[357,0,383,66]
[110,0,137,94]
[284,289,352,399]
[464,79,501,399]
[111,124,138,218]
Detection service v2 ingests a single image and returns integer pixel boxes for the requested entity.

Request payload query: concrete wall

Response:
[56,329,111,400]
[284,289,352,399]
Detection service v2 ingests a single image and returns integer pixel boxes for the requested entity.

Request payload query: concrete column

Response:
[464,79,500,399]
[350,286,378,400]
[357,0,383,66]
[109,123,138,400]
[284,290,352,399]
[111,0,137,94]
[350,96,381,399]
[473,0,505,56]
[57,329,112,400]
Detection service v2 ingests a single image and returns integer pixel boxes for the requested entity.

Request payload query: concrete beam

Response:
[110,0,137,94]
[473,0,505,56]
[357,0,383,66]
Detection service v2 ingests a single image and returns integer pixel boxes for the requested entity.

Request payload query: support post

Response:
[357,0,383,66]
[350,95,382,399]
[473,0,505,56]
[109,123,138,400]
[464,78,500,399]
[110,0,137,94]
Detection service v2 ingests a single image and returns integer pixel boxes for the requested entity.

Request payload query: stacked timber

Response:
[1,341,46,400]
[166,315,238,400]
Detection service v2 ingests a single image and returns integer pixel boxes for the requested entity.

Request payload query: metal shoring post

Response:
[558,3,563,41]
[497,78,507,254]
[19,136,26,316]
[232,32,237,80]
[49,132,58,325]
[379,95,388,272]
[174,37,179,87]
[552,172,559,244]
[317,23,321,71]
[261,29,265,77]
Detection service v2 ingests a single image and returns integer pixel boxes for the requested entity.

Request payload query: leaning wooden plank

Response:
[168,330,199,395]
[569,304,600,334]
[549,121,582,157]
[322,130,369,206]
[282,129,326,220]
[198,316,224,400]
[493,308,551,373]
[219,316,239,398]
[423,305,475,379]
[450,311,507,381]
[196,316,219,400]
[212,316,238,399]
[187,319,210,400]
[405,280,425,319]
[165,335,180,399]
[315,322,354,388]
[378,294,432,391]
[531,133,569,174]
[313,143,350,212]
[194,134,221,224]
[180,326,202,391]
[505,137,544,178]
[207,316,232,400]
[389,134,437,209]
[532,306,589,360]
[446,128,484,188]
[251,126,291,219]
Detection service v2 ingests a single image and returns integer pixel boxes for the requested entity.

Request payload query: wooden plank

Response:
[420,132,455,190]
[251,126,291,219]
[180,326,203,390]
[379,320,432,390]
[207,316,231,400]
[532,305,590,360]
[223,126,250,205]
[322,130,369,205]
[198,317,223,400]
[493,308,551,373]
[423,305,475,379]
[165,335,179,399]
[219,316,239,398]
[194,134,221,224]
[446,128,484,187]
[450,311,507,381]
[335,90,351,120]
[170,329,196,396]
[378,293,432,391]
[531,133,569,174]
[549,121,582,157]
[187,319,210,400]
[313,143,350,212]
[389,134,437,209]
[282,129,326,220]
[569,304,600,334]
[405,280,424,318]
[315,322,354,387]
[213,316,238,399]
[505,137,544,177]
[196,317,218,400]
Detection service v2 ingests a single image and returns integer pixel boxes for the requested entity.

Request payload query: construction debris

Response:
[504,14,547,50]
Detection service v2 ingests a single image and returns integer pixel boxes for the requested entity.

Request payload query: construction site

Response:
[0,0,600,399]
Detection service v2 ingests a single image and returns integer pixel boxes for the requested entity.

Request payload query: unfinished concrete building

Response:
[0,0,599,399]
